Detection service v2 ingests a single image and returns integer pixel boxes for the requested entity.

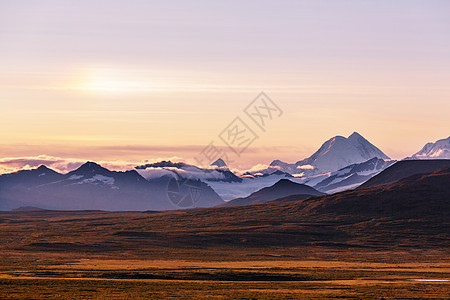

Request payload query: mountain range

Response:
[0,162,224,211]
[4,165,448,265]
[283,166,450,220]
[223,159,450,208]
[0,133,449,211]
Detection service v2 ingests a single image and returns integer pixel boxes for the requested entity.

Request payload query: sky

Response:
[1,0,449,173]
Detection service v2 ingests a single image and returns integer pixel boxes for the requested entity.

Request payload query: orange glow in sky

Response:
[1,1,449,170]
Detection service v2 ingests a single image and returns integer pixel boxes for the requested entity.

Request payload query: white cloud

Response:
[0,155,229,184]
[297,164,315,170]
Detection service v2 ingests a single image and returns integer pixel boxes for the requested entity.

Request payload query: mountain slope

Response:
[270,167,450,218]
[358,159,450,189]
[220,179,324,207]
[407,136,450,159]
[206,171,294,201]
[298,132,389,172]
[0,165,64,188]
[313,158,396,193]
[211,158,228,168]
[294,167,450,219]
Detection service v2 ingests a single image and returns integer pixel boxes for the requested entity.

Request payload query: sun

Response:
[70,67,151,94]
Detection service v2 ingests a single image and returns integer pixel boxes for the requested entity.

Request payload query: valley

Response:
[0,166,448,298]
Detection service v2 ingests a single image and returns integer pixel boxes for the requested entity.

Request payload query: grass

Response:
[0,258,449,299]
[0,209,448,298]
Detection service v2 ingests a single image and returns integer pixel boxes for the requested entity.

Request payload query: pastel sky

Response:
[1,0,449,171]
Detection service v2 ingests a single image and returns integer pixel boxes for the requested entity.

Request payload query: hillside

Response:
[220,179,324,207]
[0,168,447,258]
[359,159,450,189]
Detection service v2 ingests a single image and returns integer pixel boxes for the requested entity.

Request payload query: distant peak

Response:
[79,161,104,170]
[270,159,285,166]
[274,178,296,186]
[135,160,188,170]
[72,161,109,175]
[35,165,60,174]
[31,165,61,176]
[37,165,50,171]
[211,158,227,168]
[348,131,364,139]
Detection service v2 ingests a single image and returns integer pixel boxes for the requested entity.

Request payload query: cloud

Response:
[135,165,227,181]
[233,164,272,175]
[0,155,231,183]
[134,167,176,180]
[296,164,315,170]
[0,155,82,174]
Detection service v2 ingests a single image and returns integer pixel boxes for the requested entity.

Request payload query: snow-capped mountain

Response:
[312,158,396,194]
[407,136,450,160]
[253,160,319,178]
[0,162,224,211]
[135,159,297,200]
[298,132,389,172]
[252,132,389,176]
[135,160,242,183]
[64,161,147,190]
[0,165,64,189]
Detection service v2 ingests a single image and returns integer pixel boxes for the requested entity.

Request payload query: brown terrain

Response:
[0,168,448,298]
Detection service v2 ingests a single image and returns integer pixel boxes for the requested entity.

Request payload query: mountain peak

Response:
[81,161,104,170]
[254,132,389,177]
[409,136,450,159]
[37,165,50,171]
[270,159,284,166]
[211,158,227,168]
[347,132,371,146]
[220,178,324,207]
[135,160,186,170]
[273,178,297,187]
[348,131,363,139]
[33,165,60,176]
[70,161,111,176]
[298,132,389,172]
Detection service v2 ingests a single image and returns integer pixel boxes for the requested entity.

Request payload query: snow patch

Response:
[408,279,449,282]
[326,183,361,194]
[79,175,115,185]
[409,136,450,159]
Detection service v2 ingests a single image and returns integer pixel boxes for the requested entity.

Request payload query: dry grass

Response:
[0,210,448,298]
[0,260,449,299]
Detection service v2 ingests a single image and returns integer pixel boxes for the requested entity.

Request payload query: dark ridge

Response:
[359,159,450,189]
[221,179,324,207]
